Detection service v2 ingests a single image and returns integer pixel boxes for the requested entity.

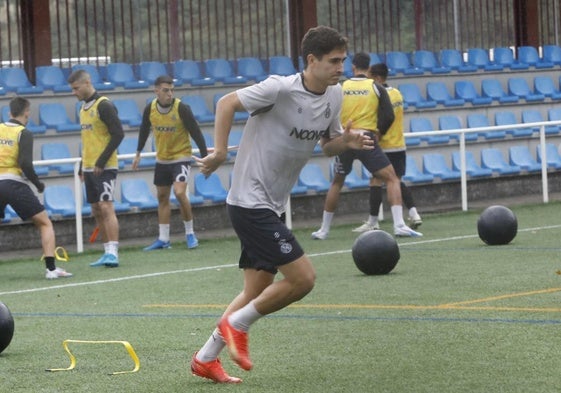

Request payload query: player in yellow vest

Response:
[68,69,124,267]
[312,52,422,240]
[0,97,72,279]
[367,63,422,229]
[133,75,208,250]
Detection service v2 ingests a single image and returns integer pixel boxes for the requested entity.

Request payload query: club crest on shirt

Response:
[324,103,331,118]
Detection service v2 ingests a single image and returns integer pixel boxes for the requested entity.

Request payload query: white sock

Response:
[107,241,119,257]
[367,215,378,226]
[409,207,419,218]
[184,220,194,235]
[103,242,110,255]
[320,211,334,232]
[229,301,263,332]
[159,224,170,242]
[196,328,226,363]
[391,205,406,228]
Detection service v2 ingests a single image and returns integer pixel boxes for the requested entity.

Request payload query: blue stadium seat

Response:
[536,143,561,169]
[1,106,46,134]
[368,52,383,65]
[402,156,434,183]
[112,98,143,127]
[2,204,17,223]
[237,57,268,82]
[492,47,529,70]
[509,146,541,173]
[227,129,243,158]
[342,57,354,78]
[291,182,308,195]
[0,67,44,94]
[454,80,492,105]
[398,83,437,109]
[41,143,75,174]
[452,151,493,178]
[194,173,228,202]
[38,103,81,133]
[44,185,91,217]
[35,66,72,92]
[521,109,558,135]
[173,60,216,86]
[71,64,115,90]
[507,77,545,102]
[118,137,155,167]
[298,163,330,192]
[329,162,369,189]
[422,153,461,180]
[542,45,561,65]
[213,93,249,122]
[386,51,423,75]
[533,76,561,100]
[426,82,465,107]
[481,79,519,103]
[410,117,449,144]
[138,61,169,85]
[467,113,505,140]
[547,108,561,135]
[412,50,450,74]
[268,56,297,76]
[517,46,554,69]
[439,114,477,141]
[204,58,247,84]
[480,148,521,175]
[439,49,477,72]
[467,48,503,71]
[106,62,149,89]
[180,95,215,123]
[170,189,204,206]
[121,179,159,210]
[495,111,532,137]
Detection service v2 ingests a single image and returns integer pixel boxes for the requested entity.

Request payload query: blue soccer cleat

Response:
[90,253,119,267]
[143,239,171,251]
[186,233,199,249]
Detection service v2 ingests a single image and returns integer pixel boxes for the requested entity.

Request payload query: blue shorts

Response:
[227,204,305,274]
[0,180,44,221]
[84,170,118,203]
[153,161,192,186]
[334,134,391,177]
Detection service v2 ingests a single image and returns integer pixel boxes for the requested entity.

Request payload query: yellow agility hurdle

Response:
[46,339,140,375]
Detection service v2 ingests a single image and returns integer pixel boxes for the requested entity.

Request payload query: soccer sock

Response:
[367,215,379,226]
[44,256,56,271]
[409,207,419,218]
[369,186,383,216]
[107,241,119,257]
[184,220,194,235]
[159,224,170,242]
[391,205,406,227]
[320,211,334,232]
[196,328,226,363]
[228,301,263,332]
[400,182,415,209]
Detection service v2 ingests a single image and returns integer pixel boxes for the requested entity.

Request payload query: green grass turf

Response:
[2,202,561,392]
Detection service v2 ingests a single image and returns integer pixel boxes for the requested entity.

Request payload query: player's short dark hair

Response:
[9,97,30,118]
[155,75,174,86]
[301,25,347,68]
[369,63,389,80]
[352,52,371,70]
[67,69,90,84]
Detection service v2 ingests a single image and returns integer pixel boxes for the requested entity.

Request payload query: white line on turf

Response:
[2,224,560,297]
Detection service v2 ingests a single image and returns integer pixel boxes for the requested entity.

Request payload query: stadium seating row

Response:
[399,76,561,109]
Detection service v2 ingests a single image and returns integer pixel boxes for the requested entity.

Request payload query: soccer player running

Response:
[68,69,124,267]
[365,63,422,230]
[311,52,422,240]
[133,75,208,250]
[190,26,373,383]
[0,97,72,279]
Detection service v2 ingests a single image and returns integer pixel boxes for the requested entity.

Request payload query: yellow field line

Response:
[438,287,561,307]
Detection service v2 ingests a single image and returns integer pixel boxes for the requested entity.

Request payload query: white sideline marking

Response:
[2,224,561,297]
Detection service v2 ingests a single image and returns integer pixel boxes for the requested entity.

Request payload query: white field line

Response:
[2,224,561,297]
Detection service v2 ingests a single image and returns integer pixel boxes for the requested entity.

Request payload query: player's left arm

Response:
[178,102,208,158]
[96,100,125,170]
[18,130,44,192]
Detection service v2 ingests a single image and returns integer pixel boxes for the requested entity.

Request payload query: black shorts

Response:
[0,180,44,221]
[334,135,391,177]
[385,151,406,178]
[227,204,305,274]
[153,161,192,186]
[84,170,118,203]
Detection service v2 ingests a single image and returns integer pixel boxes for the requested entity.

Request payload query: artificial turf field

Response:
[2,201,561,393]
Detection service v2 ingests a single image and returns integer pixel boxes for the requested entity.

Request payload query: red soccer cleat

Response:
[217,316,253,371]
[190,352,242,384]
